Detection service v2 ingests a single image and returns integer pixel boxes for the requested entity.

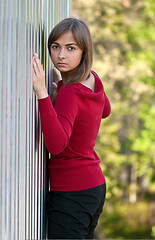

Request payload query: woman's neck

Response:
[61,72,70,83]
[61,71,91,84]
[61,69,76,83]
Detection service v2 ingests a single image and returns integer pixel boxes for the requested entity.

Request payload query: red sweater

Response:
[38,70,111,191]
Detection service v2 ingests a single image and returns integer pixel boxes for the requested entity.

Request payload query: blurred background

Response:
[72,0,155,239]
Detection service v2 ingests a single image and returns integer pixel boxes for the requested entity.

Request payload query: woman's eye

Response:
[52,45,59,49]
[68,46,75,51]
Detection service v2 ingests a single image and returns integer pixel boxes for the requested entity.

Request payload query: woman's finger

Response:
[33,53,39,58]
[34,56,43,72]
[33,58,40,76]
[52,82,57,89]
[32,60,36,75]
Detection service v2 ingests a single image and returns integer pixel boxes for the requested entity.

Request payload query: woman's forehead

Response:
[54,31,76,43]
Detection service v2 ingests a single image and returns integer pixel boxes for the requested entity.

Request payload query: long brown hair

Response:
[48,18,93,85]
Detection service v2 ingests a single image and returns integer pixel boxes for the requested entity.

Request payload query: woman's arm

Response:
[38,96,72,155]
[102,93,111,119]
[32,54,77,155]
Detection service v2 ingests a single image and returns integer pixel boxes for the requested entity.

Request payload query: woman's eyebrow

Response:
[52,42,78,46]
[66,43,78,46]
[52,42,60,45]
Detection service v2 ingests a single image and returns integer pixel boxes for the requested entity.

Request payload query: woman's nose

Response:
[58,48,66,59]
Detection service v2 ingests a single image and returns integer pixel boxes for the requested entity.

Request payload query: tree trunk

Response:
[129,165,137,203]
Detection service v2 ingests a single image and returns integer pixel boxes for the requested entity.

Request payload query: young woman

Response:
[32,18,111,239]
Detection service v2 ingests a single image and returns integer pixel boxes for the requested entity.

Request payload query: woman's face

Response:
[50,31,83,74]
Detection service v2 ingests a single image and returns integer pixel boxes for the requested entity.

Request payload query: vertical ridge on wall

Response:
[18,0,27,238]
[26,0,32,238]
[10,1,17,239]
[0,0,71,240]
[1,1,7,239]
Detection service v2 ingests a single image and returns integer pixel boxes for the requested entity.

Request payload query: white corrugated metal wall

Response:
[0,0,71,239]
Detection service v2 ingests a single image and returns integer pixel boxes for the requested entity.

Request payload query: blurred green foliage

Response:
[96,201,154,239]
[72,0,155,238]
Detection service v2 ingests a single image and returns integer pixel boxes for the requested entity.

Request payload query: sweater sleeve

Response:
[38,87,78,155]
[102,92,111,118]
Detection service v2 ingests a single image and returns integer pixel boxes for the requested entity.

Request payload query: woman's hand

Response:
[50,66,61,102]
[32,53,48,99]
[52,66,61,90]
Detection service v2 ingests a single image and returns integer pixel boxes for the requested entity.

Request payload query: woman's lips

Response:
[57,63,67,66]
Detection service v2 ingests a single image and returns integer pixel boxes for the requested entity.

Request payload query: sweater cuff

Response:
[38,96,54,115]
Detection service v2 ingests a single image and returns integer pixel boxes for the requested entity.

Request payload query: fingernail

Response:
[34,53,38,57]
[52,82,57,87]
